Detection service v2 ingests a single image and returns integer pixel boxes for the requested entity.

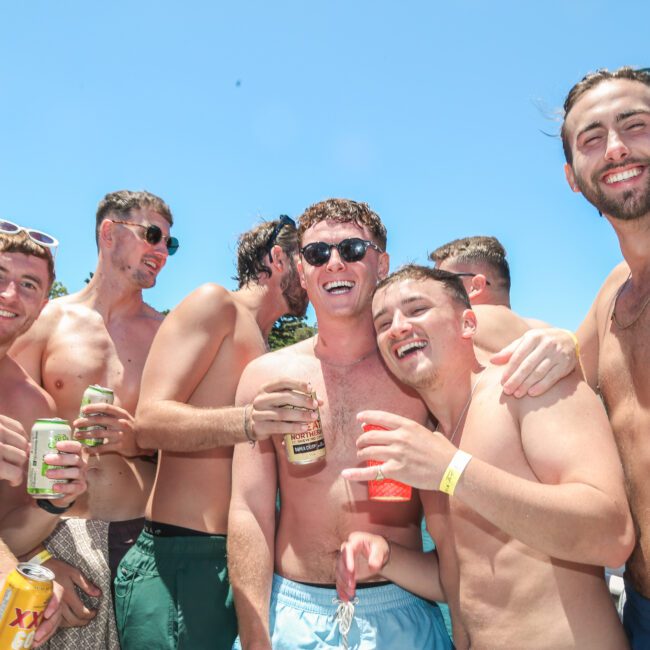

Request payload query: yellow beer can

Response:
[0,563,54,649]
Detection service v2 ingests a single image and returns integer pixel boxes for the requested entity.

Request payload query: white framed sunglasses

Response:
[0,219,59,249]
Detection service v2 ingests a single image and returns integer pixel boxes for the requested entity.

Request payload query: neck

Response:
[608,212,650,282]
[419,356,484,437]
[235,282,289,340]
[80,264,146,318]
[314,312,377,365]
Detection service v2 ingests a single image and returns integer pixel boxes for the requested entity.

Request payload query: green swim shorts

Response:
[114,527,236,649]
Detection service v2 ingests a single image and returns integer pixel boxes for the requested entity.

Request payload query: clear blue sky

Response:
[2,1,647,329]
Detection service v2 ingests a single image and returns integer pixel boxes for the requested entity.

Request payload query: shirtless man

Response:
[228,199,453,650]
[338,266,634,649]
[10,190,178,648]
[115,216,309,649]
[553,66,650,647]
[0,225,88,647]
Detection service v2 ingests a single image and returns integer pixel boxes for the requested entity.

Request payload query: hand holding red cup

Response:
[363,424,412,502]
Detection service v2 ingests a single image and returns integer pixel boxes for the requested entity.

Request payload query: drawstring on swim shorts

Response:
[332,596,359,649]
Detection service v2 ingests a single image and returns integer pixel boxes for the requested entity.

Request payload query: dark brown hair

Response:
[235,217,299,288]
[95,190,173,247]
[562,67,650,164]
[298,198,387,250]
[377,264,471,309]
[0,231,55,289]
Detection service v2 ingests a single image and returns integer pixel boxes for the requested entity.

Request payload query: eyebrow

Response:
[0,265,43,287]
[577,109,650,139]
[373,294,428,321]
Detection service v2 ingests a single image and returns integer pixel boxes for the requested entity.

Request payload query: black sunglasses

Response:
[110,220,179,256]
[300,238,384,267]
[266,215,296,262]
[451,272,491,286]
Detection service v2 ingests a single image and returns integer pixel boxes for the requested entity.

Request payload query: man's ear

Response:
[468,273,488,298]
[269,244,285,272]
[377,252,390,280]
[297,257,307,290]
[99,219,114,247]
[564,163,581,193]
[460,308,477,339]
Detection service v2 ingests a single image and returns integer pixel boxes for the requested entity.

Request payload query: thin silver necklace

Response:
[611,274,650,330]
[435,370,485,446]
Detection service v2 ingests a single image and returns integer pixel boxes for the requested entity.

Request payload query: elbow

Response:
[608,510,635,568]
[134,403,157,449]
[595,506,635,568]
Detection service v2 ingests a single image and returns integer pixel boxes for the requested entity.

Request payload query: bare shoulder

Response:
[594,261,630,307]
[473,304,530,353]
[239,337,314,382]
[166,283,237,331]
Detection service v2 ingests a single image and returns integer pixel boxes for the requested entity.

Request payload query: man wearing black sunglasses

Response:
[113,216,309,649]
[229,199,453,650]
[11,189,176,648]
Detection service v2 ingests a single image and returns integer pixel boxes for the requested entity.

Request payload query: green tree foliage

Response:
[268,315,317,351]
[48,280,69,299]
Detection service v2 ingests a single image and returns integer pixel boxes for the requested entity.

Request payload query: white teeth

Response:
[605,168,642,184]
[0,309,17,318]
[324,280,354,293]
[396,341,427,359]
[144,260,157,269]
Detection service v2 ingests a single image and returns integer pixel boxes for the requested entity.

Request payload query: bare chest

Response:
[43,312,157,418]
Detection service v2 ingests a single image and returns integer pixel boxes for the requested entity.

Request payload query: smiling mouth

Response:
[324,280,354,294]
[143,259,159,271]
[395,340,427,359]
[0,309,17,318]
[604,167,643,184]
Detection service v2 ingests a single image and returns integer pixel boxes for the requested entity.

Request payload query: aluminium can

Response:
[283,391,326,464]
[27,418,71,499]
[78,384,114,447]
[0,563,54,649]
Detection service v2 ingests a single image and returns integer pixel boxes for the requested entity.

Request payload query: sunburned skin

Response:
[9,206,174,523]
[12,294,161,520]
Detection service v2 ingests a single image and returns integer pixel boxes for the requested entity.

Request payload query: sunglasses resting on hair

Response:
[0,219,59,249]
[266,215,296,262]
[110,220,179,255]
[300,238,383,267]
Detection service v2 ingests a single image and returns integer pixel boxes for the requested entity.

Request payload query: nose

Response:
[0,279,18,301]
[605,129,630,162]
[325,245,345,271]
[387,310,412,339]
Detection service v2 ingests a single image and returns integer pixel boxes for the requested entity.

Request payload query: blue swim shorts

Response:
[234,573,453,649]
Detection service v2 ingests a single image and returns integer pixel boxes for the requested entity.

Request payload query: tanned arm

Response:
[454,373,633,567]
[228,360,280,650]
[135,284,255,451]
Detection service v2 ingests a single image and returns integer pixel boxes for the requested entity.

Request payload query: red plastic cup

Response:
[363,424,412,502]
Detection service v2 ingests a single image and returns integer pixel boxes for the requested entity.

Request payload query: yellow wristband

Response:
[439,450,473,496]
[28,550,52,565]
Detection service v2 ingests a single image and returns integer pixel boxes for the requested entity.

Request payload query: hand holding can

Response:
[363,424,412,502]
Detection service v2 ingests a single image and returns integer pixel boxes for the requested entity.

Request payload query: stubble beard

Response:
[281,259,309,318]
[575,159,650,221]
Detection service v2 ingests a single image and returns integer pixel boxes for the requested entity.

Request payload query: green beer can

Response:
[78,384,114,447]
[27,418,72,499]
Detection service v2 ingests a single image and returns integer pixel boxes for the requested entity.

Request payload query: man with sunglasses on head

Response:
[114,216,309,649]
[228,199,453,650]
[10,190,177,649]
[0,224,89,647]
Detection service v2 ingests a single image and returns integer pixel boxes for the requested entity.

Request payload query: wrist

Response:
[439,450,473,496]
[36,499,76,515]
